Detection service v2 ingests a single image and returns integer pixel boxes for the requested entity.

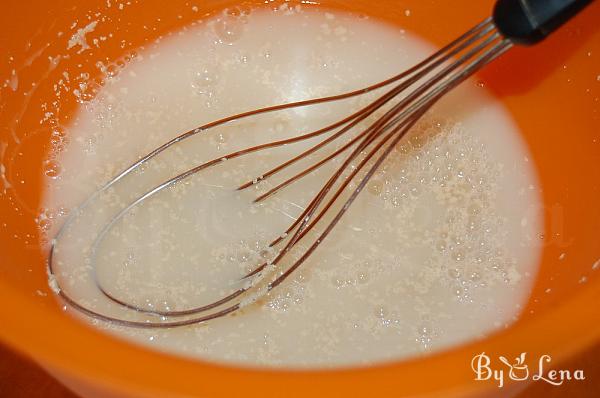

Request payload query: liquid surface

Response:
[44,7,543,368]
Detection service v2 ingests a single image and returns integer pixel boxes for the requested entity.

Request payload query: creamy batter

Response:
[43,6,543,368]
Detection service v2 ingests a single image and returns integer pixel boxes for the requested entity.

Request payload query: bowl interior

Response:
[0,1,599,397]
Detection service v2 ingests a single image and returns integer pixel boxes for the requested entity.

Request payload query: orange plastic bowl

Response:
[1,1,599,397]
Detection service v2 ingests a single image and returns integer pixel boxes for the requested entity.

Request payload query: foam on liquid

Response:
[43,6,543,368]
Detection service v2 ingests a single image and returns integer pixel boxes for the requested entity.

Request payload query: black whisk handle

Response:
[493,0,594,44]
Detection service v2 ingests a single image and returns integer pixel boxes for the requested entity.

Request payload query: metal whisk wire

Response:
[48,17,512,328]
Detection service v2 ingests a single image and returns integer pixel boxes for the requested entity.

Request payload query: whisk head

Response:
[48,16,512,328]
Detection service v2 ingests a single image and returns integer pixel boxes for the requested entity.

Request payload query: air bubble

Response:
[436,240,447,252]
[408,184,420,197]
[452,251,465,262]
[293,294,304,304]
[191,67,218,96]
[37,218,51,231]
[467,218,480,231]
[237,250,252,263]
[357,271,369,284]
[448,268,460,279]
[44,160,62,178]
[374,306,387,319]
[214,15,246,45]
[368,180,384,196]
[470,272,481,282]
[141,297,175,313]
[51,128,66,139]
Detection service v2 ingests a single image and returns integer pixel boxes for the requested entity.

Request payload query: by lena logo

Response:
[471,352,585,388]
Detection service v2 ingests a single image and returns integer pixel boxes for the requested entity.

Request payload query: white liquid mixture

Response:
[44,6,543,368]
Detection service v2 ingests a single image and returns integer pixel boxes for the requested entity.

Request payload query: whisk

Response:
[48,0,593,328]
